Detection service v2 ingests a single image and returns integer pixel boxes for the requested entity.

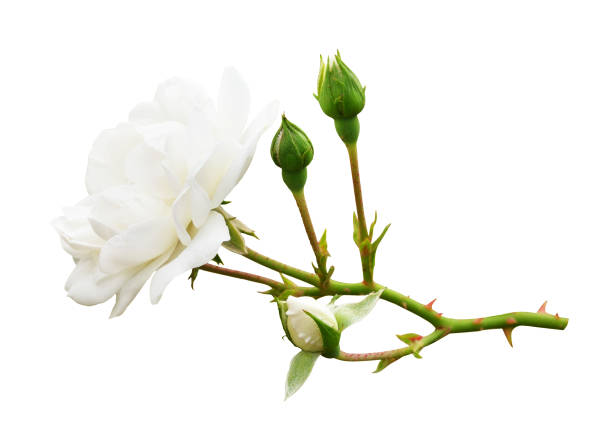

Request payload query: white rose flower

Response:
[285,296,339,352]
[53,69,278,317]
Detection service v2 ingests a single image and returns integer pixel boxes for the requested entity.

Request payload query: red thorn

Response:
[555,313,560,319]
[410,335,423,342]
[502,327,514,347]
[425,298,437,310]
[537,301,548,314]
[436,312,443,317]
[506,317,517,325]
[474,318,483,325]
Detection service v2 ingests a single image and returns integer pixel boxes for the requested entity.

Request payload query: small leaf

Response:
[333,289,383,331]
[279,274,297,288]
[369,211,378,239]
[285,351,320,400]
[303,311,341,358]
[352,212,360,245]
[396,333,423,345]
[372,223,391,252]
[374,357,398,373]
[318,229,330,257]
[188,268,199,289]
[221,200,231,205]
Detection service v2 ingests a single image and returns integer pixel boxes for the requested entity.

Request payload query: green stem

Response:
[199,264,284,290]
[346,142,373,285]
[292,189,327,279]
[244,247,320,287]
[337,328,449,361]
[241,247,568,333]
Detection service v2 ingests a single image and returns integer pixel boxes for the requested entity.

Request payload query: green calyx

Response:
[270,115,314,192]
[315,51,366,120]
[271,115,314,172]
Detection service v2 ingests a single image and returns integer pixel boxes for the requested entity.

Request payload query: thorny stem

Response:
[292,189,328,281]
[199,264,284,290]
[346,142,373,285]
[337,328,449,361]
[237,246,568,362]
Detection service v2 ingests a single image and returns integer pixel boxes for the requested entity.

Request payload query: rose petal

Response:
[98,216,177,274]
[109,246,175,318]
[149,211,228,304]
[216,67,250,136]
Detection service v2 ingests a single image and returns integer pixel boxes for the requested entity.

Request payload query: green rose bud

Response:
[315,51,366,121]
[270,115,314,192]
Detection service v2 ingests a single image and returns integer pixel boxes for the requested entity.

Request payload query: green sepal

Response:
[221,200,231,205]
[304,310,341,358]
[396,333,423,344]
[211,254,224,265]
[188,268,198,289]
[276,299,295,347]
[279,274,297,289]
[374,357,400,373]
[318,229,330,257]
[397,333,424,359]
[332,289,382,332]
[285,351,320,400]
[352,212,361,245]
[214,207,257,255]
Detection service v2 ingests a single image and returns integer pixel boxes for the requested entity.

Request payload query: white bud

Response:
[285,296,338,352]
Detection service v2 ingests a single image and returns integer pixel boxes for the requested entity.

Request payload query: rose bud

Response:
[315,51,366,121]
[270,115,314,192]
[282,296,339,353]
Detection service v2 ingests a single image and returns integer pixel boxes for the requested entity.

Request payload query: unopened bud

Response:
[315,52,366,121]
[270,115,314,192]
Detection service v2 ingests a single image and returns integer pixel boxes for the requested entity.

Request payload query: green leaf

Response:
[333,289,383,331]
[285,351,320,400]
[276,300,294,346]
[188,268,199,289]
[211,254,224,265]
[304,311,341,358]
[318,229,330,257]
[373,357,399,373]
[372,223,391,252]
[221,200,231,205]
[352,212,360,245]
[396,333,423,345]
[369,211,378,239]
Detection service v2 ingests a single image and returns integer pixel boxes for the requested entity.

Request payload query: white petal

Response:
[189,181,212,228]
[129,101,164,124]
[154,77,215,124]
[86,123,141,194]
[149,211,228,304]
[209,101,279,205]
[172,187,192,245]
[194,140,240,199]
[216,67,250,136]
[109,246,175,318]
[98,216,177,274]
[237,100,279,182]
[65,257,134,306]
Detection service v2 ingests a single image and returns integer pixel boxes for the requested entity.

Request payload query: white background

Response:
[1,1,611,441]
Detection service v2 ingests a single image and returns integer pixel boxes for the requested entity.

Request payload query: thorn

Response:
[474,318,483,325]
[555,313,560,319]
[538,301,548,314]
[436,312,443,317]
[506,317,517,325]
[502,327,515,347]
[425,298,437,310]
